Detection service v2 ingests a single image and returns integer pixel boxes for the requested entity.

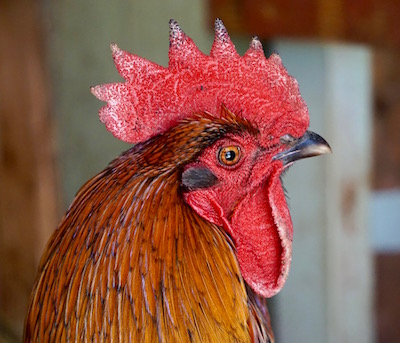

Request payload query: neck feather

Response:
[29,114,256,342]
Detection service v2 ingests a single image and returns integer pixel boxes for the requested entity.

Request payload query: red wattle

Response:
[230,172,293,298]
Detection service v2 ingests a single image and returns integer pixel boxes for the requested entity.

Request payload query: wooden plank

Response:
[269,42,374,343]
[323,45,373,343]
[373,49,400,189]
[0,0,59,339]
[375,253,400,342]
[210,0,400,49]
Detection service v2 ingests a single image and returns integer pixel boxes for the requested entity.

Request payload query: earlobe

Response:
[181,166,218,191]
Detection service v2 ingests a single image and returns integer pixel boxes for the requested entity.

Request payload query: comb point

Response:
[168,19,203,67]
[90,85,103,100]
[110,43,120,55]
[244,36,265,60]
[270,53,283,66]
[210,18,238,58]
[214,18,228,42]
[169,19,181,31]
[250,36,263,51]
[169,19,184,43]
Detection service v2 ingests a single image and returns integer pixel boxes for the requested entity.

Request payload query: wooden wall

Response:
[0,0,59,340]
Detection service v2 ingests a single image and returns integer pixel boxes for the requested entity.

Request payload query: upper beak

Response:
[273,130,331,166]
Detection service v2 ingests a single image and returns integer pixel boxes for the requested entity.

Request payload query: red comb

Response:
[91,19,309,144]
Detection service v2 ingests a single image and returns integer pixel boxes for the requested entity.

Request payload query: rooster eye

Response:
[218,146,241,166]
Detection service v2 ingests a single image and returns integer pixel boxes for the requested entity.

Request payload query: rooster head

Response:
[92,19,331,298]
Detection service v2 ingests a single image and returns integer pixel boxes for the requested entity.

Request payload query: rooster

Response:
[24,19,330,342]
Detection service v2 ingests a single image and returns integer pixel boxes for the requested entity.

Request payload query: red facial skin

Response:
[184,130,294,298]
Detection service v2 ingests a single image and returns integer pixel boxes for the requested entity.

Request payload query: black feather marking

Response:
[181,166,218,191]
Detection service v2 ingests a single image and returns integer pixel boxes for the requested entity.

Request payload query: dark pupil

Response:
[225,150,236,161]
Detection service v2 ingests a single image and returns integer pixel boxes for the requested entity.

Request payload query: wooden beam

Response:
[270,42,374,343]
[0,0,59,339]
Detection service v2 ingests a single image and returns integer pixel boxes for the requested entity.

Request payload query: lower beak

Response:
[273,130,331,166]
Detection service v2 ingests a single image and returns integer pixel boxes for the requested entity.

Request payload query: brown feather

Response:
[24,112,273,342]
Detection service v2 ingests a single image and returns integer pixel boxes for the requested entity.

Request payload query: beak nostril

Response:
[280,134,297,146]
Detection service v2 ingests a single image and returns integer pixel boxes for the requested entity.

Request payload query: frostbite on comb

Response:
[91,19,309,144]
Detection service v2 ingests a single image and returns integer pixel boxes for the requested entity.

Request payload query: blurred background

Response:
[1,0,399,342]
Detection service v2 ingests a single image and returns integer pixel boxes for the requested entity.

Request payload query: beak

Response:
[273,130,331,166]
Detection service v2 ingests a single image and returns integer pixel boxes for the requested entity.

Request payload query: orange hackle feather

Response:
[24,112,274,342]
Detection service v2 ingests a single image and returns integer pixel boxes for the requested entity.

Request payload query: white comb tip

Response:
[250,36,263,50]
[214,18,228,39]
[214,18,226,31]
[169,19,183,37]
[110,43,120,55]
[269,53,283,67]
[90,85,100,96]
